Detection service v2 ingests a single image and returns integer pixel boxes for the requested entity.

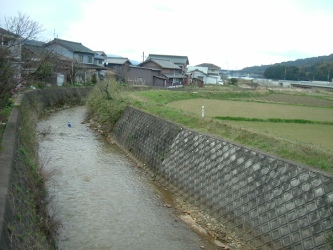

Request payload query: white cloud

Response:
[1,0,333,69]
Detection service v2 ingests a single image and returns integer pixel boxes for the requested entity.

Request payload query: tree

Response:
[21,41,65,85]
[4,12,44,46]
[229,78,238,86]
[0,12,44,108]
[245,80,260,90]
[91,73,97,84]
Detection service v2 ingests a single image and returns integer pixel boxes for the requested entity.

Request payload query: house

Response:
[126,66,166,87]
[94,51,107,67]
[45,38,108,83]
[139,58,185,87]
[196,63,221,75]
[104,57,132,82]
[105,57,132,70]
[22,39,72,85]
[0,27,23,81]
[146,54,189,73]
[188,63,223,84]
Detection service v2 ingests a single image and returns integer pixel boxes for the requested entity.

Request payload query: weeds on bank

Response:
[0,99,13,146]
[86,79,129,131]
[326,232,333,249]
[7,103,58,249]
[86,83,333,173]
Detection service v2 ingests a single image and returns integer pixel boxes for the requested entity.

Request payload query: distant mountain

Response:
[130,60,140,65]
[242,53,333,75]
[107,54,140,65]
[107,54,122,58]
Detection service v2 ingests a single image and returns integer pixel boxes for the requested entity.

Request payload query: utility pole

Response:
[142,52,144,62]
[284,67,286,80]
[328,68,330,83]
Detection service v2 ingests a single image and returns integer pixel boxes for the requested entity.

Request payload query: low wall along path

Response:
[114,106,333,250]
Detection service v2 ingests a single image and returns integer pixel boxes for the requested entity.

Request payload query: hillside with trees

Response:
[242,54,333,81]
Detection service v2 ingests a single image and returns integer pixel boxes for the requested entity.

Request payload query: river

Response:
[37,106,220,250]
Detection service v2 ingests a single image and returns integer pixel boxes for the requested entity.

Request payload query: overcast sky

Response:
[1,0,332,69]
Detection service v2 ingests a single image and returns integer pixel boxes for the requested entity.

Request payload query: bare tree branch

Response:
[4,12,44,47]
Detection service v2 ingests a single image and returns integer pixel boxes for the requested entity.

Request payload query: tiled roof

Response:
[147,54,189,65]
[23,40,46,55]
[24,44,45,55]
[188,66,208,74]
[196,63,221,69]
[106,57,131,65]
[94,51,107,57]
[140,59,180,69]
[24,39,45,46]
[154,59,180,69]
[80,63,108,70]
[48,38,95,54]
[0,27,17,37]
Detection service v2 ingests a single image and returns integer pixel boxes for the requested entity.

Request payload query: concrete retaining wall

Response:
[0,87,91,249]
[114,106,333,250]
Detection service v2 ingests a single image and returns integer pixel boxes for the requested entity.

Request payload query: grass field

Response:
[166,96,333,151]
[87,83,333,172]
[167,99,333,122]
[222,121,333,150]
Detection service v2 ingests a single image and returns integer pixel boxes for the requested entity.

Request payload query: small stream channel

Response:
[37,106,220,250]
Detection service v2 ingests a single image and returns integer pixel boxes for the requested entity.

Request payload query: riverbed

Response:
[37,106,220,250]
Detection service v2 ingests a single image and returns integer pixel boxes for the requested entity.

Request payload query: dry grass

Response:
[167,99,333,122]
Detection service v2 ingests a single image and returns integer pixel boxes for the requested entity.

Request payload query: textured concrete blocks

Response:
[114,107,333,249]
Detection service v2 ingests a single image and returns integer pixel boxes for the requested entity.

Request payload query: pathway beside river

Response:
[37,106,220,250]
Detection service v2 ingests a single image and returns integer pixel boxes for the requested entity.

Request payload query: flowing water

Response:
[37,106,219,250]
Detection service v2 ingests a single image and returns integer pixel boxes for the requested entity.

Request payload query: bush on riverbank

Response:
[86,79,130,132]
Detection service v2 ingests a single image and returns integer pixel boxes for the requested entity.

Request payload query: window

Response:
[88,56,92,63]
[2,40,9,47]
[78,55,83,62]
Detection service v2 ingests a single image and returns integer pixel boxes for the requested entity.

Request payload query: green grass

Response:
[0,100,14,147]
[86,83,333,173]
[222,121,333,150]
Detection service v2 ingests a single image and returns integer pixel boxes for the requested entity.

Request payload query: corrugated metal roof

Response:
[106,57,131,65]
[48,38,95,54]
[147,54,189,65]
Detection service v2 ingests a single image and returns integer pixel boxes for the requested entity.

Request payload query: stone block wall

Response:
[114,106,333,249]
